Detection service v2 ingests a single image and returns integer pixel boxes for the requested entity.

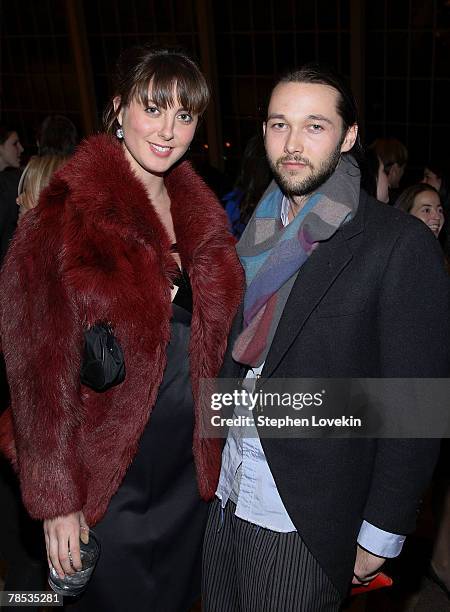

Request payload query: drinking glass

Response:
[48,530,100,597]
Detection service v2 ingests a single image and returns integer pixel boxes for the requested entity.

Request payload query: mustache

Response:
[276,155,313,168]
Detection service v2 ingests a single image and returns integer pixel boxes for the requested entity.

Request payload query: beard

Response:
[268,141,342,197]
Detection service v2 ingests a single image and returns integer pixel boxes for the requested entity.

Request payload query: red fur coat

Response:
[0,134,243,525]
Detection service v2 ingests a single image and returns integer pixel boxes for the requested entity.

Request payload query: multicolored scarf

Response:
[232,155,360,367]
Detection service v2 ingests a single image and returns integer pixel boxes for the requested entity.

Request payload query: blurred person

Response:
[372,137,408,204]
[360,146,389,203]
[423,160,450,257]
[203,64,448,612]
[0,126,24,265]
[37,115,78,156]
[429,446,450,599]
[423,161,450,205]
[0,124,23,461]
[397,180,450,598]
[0,126,23,171]
[16,155,69,221]
[396,183,444,238]
[0,44,242,612]
[0,125,24,466]
[0,148,67,612]
[222,132,272,238]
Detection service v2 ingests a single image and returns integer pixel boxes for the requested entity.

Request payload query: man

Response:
[372,137,408,204]
[203,65,449,611]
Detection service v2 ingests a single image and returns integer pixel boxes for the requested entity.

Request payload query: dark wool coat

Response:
[221,192,450,597]
[0,134,243,526]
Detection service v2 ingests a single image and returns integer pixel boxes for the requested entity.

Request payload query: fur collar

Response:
[50,134,231,273]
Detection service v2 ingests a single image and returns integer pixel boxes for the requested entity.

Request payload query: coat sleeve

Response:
[0,203,86,521]
[362,219,450,534]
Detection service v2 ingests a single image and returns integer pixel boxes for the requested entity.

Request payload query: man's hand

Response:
[352,544,386,585]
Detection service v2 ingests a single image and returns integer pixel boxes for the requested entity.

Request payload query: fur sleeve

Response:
[0,197,86,520]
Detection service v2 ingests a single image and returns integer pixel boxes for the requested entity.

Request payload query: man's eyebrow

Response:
[266,113,286,121]
[266,113,335,126]
[307,114,334,125]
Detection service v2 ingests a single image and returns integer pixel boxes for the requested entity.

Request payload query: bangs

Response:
[133,55,209,115]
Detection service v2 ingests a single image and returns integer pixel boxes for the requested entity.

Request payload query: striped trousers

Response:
[202,499,342,612]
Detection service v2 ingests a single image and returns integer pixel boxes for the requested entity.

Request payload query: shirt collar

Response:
[280,195,290,227]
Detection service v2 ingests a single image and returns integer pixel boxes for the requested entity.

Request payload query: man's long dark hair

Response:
[275,64,364,168]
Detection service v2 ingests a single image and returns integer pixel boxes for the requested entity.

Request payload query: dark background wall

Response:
[2,0,450,182]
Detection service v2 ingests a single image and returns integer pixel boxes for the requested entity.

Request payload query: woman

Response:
[17,155,69,221]
[0,45,243,611]
[396,183,444,238]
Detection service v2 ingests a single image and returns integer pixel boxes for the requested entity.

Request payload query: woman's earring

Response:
[116,126,124,139]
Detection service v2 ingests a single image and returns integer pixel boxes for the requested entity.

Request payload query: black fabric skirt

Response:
[67,300,209,611]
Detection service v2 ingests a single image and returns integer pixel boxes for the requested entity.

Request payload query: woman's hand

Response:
[43,511,89,579]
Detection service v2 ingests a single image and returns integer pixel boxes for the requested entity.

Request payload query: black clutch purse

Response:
[80,323,125,392]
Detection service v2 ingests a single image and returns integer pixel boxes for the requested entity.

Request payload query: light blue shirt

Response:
[216,196,406,557]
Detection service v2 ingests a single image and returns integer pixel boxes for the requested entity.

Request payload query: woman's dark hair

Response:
[276,63,364,167]
[103,45,210,134]
[38,115,78,156]
[360,147,381,198]
[0,125,16,145]
[395,183,440,213]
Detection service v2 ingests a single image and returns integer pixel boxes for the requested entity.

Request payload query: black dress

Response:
[67,271,209,611]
